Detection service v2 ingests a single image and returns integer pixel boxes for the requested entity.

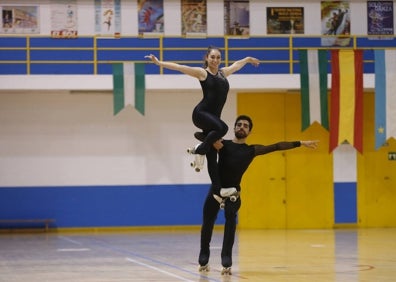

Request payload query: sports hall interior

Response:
[1,1,395,281]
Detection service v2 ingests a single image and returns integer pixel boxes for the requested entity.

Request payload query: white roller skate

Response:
[187,144,205,172]
[198,248,210,272]
[186,143,199,154]
[213,194,226,209]
[198,264,210,272]
[221,267,232,275]
[221,256,232,275]
[220,187,239,202]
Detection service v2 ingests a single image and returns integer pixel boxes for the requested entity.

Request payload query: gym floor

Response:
[0,227,395,282]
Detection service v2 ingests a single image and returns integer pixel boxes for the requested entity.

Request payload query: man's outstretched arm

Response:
[254,140,319,155]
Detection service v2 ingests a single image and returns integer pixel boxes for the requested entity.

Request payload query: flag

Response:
[299,49,329,130]
[112,62,145,115]
[329,49,364,153]
[374,49,396,149]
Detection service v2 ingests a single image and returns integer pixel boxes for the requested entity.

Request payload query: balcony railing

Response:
[1,35,396,75]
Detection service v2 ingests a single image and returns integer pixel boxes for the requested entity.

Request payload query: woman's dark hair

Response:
[235,115,253,131]
[203,45,221,68]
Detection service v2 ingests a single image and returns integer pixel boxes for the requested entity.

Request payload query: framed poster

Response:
[138,0,164,35]
[267,7,304,34]
[94,0,121,36]
[1,5,39,34]
[367,1,393,36]
[181,0,207,36]
[321,1,351,46]
[50,0,78,38]
[224,0,249,36]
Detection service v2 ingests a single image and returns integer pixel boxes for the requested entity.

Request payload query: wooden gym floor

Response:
[0,227,395,282]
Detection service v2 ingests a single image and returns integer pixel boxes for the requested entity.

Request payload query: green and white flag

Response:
[112,62,145,115]
[299,49,329,130]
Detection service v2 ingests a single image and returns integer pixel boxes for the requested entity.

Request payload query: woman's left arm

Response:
[221,56,260,77]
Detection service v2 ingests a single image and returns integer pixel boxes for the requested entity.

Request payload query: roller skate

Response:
[213,194,226,210]
[221,267,232,275]
[187,144,205,172]
[220,187,239,202]
[190,154,205,172]
[186,144,199,154]
[221,256,232,275]
[198,264,210,272]
[198,248,210,272]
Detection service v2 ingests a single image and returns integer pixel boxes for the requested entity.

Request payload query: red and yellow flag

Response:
[329,50,363,153]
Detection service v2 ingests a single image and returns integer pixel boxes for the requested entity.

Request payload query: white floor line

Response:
[125,257,194,282]
[57,248,90,252]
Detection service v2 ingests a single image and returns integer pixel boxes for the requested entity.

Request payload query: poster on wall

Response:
[50,0,78,38]
[181,0,207,36]
[266,7,304,34]
[321,1,351,46]
[1,5,39,34]
[224,0,250,36]
[367,1,394,37]
[94,0,121,37]
[138,0,164,36]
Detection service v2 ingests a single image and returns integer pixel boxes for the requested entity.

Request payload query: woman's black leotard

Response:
[192,70,229,155]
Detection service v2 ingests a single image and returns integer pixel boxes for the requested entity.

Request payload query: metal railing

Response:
[1,35,395,75]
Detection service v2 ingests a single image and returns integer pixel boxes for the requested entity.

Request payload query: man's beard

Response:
[235,129,247,139]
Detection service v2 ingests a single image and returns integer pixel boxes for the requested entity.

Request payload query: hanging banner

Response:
[138,0,164,36]
[181,0,207,37]
[267,7,304,34]
[50,0,78,38]
[94,0,121,37]
[1,5,39,34]
[224,0,250,36]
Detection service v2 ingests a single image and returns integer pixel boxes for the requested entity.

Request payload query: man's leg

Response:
[199,188,220,266]
[221,197,241,268]
[206,147,221,196]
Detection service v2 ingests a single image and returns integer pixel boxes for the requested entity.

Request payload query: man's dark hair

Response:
[235,115,253,131]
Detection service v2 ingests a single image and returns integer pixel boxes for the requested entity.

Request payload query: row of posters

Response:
[0,1,394,43]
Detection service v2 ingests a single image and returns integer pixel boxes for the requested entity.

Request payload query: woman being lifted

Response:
[145,46,259,171]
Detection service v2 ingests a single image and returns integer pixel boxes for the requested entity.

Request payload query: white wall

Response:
[0,89,237,186]
[0,74,376,91]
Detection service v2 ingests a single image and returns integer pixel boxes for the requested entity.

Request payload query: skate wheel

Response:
[195,167,200,172]
[230,195,237,202]
[190,162,195,167]
[220,202,225,209]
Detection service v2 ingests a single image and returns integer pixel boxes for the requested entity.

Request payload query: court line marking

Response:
[57,248,90,252]
[126,257,194,282]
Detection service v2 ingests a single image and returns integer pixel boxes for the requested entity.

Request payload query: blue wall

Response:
[0,184,225,228]
[2,36,396,75]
